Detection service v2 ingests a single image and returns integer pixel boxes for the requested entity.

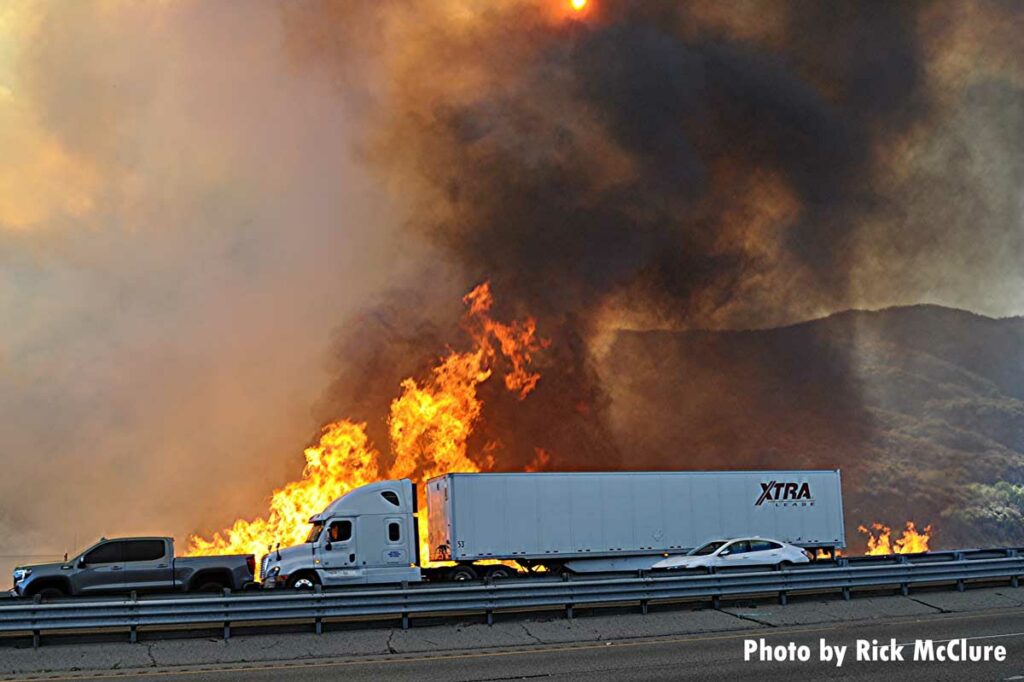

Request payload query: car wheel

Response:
[776,560,792,570]
[287,573,320,590]
[36,587,66,601]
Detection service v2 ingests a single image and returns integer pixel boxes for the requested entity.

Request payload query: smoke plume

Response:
[1,0,1022,565]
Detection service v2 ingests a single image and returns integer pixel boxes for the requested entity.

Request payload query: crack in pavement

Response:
[145,644,157,667]
[719,609,776,627]
[906,597,948,613]
[386,629,397,654]
[519,622,544,645]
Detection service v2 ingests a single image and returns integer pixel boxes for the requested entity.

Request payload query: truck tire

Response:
[287,572,320,590]
[36,586,66,601]
[486,565,516,579]
[196,580,227,592]
[449,566,477,582]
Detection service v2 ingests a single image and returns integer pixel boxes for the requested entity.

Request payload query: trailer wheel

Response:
[486,565,516,580]
[449,566,477,582]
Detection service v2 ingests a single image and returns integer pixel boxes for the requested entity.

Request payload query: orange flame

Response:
[525,447,553,473]
[859,521,932,555]
[187,283,543,576]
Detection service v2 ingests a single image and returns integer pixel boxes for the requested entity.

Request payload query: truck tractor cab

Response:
[263,479,421,589]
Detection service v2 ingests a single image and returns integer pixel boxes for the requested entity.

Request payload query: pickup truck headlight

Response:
[265,566,280,579]
[12,568,31,583]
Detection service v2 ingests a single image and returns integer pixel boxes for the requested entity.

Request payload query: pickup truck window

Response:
[124,540,165,562]
[329,520,352,542]
[85,541,125,565]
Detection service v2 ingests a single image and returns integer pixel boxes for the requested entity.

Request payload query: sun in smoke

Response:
[570,0,587,11]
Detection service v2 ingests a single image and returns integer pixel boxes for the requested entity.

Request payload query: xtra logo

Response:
[756,481,813,506]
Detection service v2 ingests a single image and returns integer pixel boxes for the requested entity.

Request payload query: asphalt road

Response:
[9,606,1024,681]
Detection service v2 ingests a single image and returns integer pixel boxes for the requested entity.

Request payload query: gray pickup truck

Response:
[10,537,255,599]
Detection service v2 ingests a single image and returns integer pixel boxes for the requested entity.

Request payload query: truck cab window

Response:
[388,522,401,542]
[305,522,324,543]
[84,541,124,565]
[329,520,352,542]
[124,540,165,562]
[381,491,400,506]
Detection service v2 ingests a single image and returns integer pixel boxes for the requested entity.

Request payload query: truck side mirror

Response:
[325,541,333,551]
[77,558,86,568]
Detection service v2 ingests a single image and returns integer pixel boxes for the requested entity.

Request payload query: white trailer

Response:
[260,470,845,587]
[426,470,845,573]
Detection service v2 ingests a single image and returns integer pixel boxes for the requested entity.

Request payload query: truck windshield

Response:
[689,541,726,556]
[305,522,324,544]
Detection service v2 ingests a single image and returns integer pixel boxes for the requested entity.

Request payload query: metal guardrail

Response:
[1,549,1021,646]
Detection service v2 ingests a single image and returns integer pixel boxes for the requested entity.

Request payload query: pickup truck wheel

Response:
[36,587,66,601]
[287,573,320,590]
[449,566,477,581]
[197,581,227,592]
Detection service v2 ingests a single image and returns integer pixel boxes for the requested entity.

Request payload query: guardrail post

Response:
[706,566,721,609]
[222,588,231,641]
[31,594,41,649]
[130,591,139,643]
[314,584,323,635]
[561,572,574,619]
[897,556,909,596]
[1007,550,1020,588]
[640,599,648,615]
[951,552,967,593]
[778,591,787,606]
[401,581,410,630]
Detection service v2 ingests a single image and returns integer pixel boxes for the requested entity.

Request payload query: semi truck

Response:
[10,537,256,599]
[261,470,845,588]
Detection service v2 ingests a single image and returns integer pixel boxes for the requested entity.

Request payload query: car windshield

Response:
[305,522,324,544]
[689,541,727,556]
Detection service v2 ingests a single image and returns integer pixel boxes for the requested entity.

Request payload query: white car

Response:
[652,537,812,571]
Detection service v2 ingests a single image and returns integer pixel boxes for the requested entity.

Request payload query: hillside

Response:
[602,305,1024,551]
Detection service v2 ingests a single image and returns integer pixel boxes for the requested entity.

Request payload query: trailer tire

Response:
[486,565,516,580]
[287,572,320,590]
[449,566,477,582]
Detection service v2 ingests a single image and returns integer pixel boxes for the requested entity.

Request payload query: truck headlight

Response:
[12,568,30,582]
[265,566,280,579]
